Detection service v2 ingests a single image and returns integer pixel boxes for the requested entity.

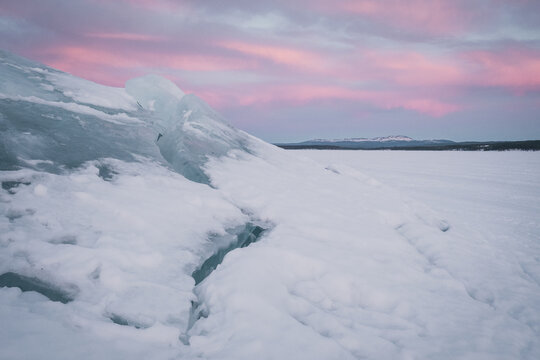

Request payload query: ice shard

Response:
[126,75,253,183]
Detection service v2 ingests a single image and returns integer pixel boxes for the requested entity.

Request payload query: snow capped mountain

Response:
[367,135,414,142]
[311,135,415,143]
[1,50,539,360]
[283,135,455,149]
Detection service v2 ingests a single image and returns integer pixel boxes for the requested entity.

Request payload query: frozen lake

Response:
[299,150,540,258]
[301,150,540,304]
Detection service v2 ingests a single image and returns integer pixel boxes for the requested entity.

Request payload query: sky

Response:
[1,0,540,142]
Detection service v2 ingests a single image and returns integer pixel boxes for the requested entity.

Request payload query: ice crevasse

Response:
[1,50,539,360]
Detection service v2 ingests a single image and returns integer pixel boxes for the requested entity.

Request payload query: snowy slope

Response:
[1,50,539,360]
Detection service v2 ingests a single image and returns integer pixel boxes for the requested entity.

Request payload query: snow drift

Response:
[1,50,539,360]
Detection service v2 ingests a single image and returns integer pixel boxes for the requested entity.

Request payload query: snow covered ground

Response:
[200,149,540,360]
[299,150,540,302]
[1,50,539,359]
[299,150,540,265]
[300,150,540,358]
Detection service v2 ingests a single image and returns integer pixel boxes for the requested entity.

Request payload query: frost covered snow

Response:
[1,49,539,360]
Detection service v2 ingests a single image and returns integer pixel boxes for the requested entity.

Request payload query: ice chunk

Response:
[0,51,164,172]
[157,94,253,183]
[125,74,185,125]
[126,75,253,183]
[0,50,61,102]
[1,50,253,184]
[0,98,162,171]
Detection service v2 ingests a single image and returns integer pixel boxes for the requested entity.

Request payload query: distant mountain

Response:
[309,135,415,143]
[275,136,540,151]
[277,136,455,149]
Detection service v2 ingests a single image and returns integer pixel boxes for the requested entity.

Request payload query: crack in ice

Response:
[180,222,269,345]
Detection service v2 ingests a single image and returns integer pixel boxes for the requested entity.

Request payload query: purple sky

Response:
[1,0,539,142]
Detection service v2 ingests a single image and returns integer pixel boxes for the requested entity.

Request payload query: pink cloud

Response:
[464,49,540,91]
[315,0,473,35]
[42,44,466,117]
[31,37,539,120]
[399,98,461,117]
[85,32,167,41]
[328,47,540,95]
[359,51,465,87]
[195,44,540,117]
[201,83,461,117]
[92,0,189,12]
[38,45,255,86]
[219,41,329,72]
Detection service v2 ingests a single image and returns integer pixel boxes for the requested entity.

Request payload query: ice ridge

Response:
[0,50,254,184]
